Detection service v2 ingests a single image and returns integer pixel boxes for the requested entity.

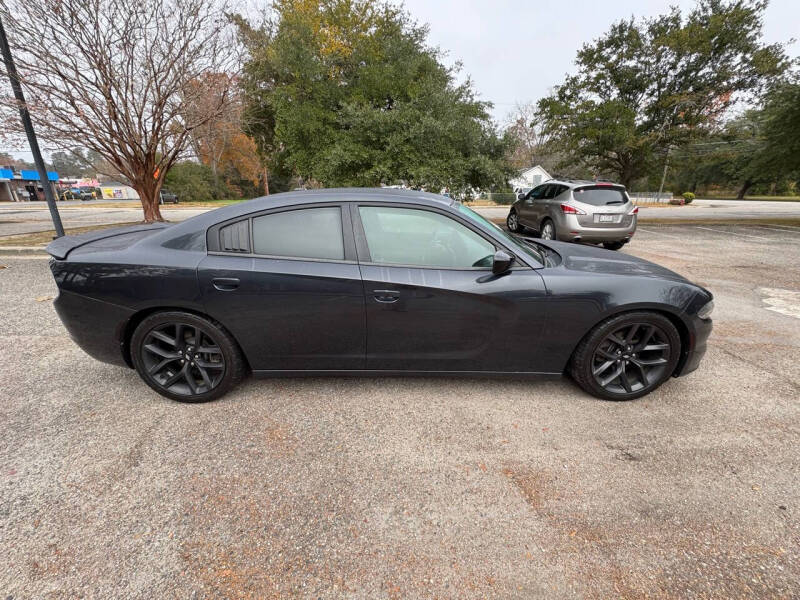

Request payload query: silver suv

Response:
[506,179,637,250]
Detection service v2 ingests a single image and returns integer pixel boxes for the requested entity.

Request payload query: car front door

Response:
[519,184,547,228]
[198,203,366,371]
[353,203,549,372]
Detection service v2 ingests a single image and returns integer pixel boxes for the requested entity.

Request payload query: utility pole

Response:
[0,15,64,237]
[657,146,671,202]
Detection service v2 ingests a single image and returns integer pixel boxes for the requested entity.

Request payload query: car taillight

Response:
[560,203,586,215]
[629,206,639,215]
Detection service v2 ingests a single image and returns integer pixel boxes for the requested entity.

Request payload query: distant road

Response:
[1,197,799,238]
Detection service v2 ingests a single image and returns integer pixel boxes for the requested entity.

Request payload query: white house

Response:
[509,165,551,191]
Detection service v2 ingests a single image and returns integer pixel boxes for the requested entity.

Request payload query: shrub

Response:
[682,192,696,204]
[488,192,517,205]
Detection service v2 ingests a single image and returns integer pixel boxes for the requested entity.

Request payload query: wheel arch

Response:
[120,306,251,372]
[567,306,691,377]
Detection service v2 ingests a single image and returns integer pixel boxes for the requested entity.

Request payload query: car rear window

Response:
[252,207,344,260]
[572,186,627,206]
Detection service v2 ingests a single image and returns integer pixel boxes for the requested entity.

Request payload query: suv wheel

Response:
[540,219,556,240]
[603,241,625,251]
[507,210,522,233]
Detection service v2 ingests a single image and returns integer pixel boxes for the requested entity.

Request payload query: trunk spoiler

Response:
[45,223,168,260]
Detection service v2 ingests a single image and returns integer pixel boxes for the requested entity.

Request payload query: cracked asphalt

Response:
[1,224,799,598]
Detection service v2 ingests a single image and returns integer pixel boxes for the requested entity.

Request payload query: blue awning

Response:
[0,168,13,179]
[19,169,59,181]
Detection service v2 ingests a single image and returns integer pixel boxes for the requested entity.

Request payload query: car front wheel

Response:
[131,311,246,403]
[569,311,681,401]
[507,210,521,232]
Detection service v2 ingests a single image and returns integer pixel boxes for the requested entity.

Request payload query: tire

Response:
[603,241,625,251]
[130,311,246,403]
[569,311,681,401]
[540,218,556,241]
[506,209,522,233]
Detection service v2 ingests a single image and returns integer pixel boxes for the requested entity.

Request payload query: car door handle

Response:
[212,277,240,291]
[373,289,400,303]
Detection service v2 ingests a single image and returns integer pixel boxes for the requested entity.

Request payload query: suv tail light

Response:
[629,206,639,215]
[560,203,586,215]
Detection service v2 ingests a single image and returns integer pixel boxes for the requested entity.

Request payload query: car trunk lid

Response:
[45,223,169,260]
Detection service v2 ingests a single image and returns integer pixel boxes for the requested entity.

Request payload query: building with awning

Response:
[0,167,60,202]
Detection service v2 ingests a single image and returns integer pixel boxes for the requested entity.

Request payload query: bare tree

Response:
[0,0,239,222]
[504,102,554,171]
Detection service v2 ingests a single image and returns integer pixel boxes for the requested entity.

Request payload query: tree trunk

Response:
[263,166,269,196]
[135,180,164,223]
[737,179,753,200]
[690,180,697,193]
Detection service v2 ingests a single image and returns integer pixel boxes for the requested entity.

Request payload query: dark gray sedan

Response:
[46,188,711,403]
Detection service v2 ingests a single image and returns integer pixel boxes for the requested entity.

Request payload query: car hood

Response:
[536,240,691,283]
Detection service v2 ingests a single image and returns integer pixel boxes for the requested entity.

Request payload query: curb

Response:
[0,246,48,256]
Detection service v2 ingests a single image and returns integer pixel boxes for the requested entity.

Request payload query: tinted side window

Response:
[542,184,558,200]
[252,207,344,260]
[359,206,495,269]
[529,185,547,200]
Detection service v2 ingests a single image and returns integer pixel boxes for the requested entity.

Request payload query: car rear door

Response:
[352,202,549,372]
[197,203,366,371]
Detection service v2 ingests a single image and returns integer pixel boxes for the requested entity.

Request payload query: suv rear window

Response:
[572,186,627,206]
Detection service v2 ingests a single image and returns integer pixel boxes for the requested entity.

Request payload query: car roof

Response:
[543,178,625,189]
[150,187,457,245]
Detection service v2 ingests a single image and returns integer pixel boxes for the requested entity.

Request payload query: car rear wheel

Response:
[507,210,522,233]
[131,311,246,403]
[569,311,681,401]
[603,241,625,251]
[540,219,556,240]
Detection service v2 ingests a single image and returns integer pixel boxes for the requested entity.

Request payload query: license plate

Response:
[597,214,615,223]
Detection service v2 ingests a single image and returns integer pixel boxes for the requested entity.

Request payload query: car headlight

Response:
[697,300,714,320]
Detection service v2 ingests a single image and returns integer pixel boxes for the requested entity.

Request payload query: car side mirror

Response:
[517,193,526,201]
[492,250,514,274]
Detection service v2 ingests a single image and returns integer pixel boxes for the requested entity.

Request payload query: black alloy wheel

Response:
[131,311,245,402]
[570,312,681,401]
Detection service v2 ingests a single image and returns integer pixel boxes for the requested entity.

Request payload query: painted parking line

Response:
[693,226,778,240]
[635,227,683,238]
[749,225,800,236]
[755,224,800,233]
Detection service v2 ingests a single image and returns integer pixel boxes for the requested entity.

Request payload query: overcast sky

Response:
[404,0,799,123]
[5,0,798,162]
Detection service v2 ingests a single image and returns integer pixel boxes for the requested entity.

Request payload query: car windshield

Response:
[572,186,628,206]
[456,203,545,265]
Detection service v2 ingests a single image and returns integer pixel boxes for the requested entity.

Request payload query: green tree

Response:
[669,76,800,198]
[164,161,232,202]
[235,0,508,196]
[50,149,95,177]
[759,79,800,179]
[537,0,786,188]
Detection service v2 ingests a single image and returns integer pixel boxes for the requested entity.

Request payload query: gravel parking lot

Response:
[1,224,799,598]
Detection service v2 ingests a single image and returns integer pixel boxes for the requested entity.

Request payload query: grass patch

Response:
[0,222,141,247]
[699,195,800,202]
[84,198,248,209]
